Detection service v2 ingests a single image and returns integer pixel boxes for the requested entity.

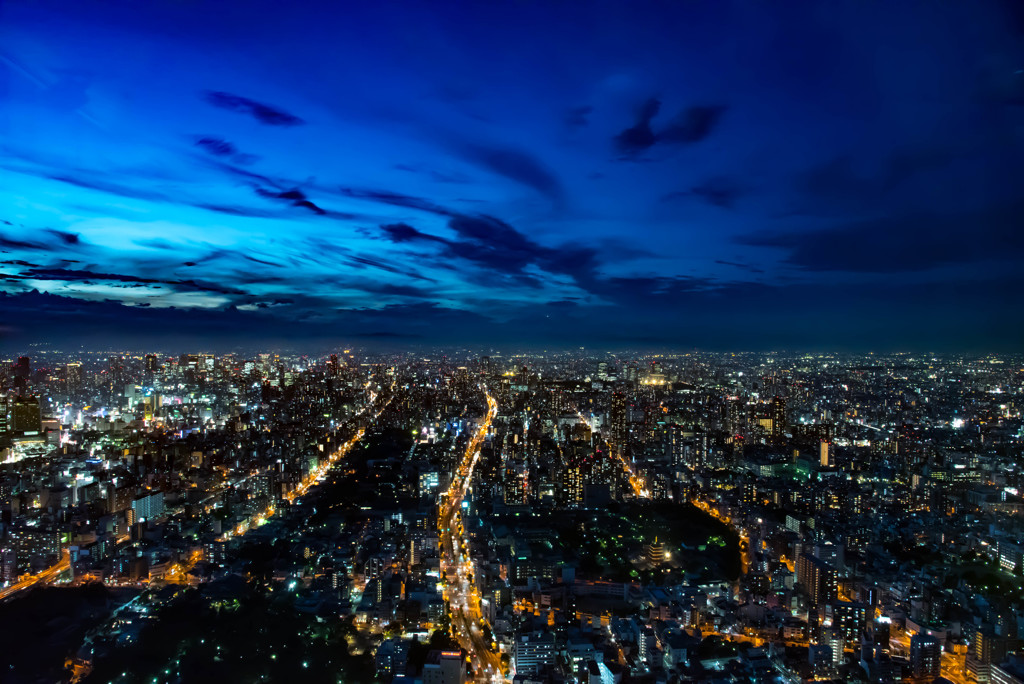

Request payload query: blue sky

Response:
[1,0,1022,350]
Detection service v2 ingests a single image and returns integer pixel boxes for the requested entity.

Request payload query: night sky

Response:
[1,0,1023,350]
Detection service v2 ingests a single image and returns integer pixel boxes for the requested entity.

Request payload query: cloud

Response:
[195,137,238,157]
[659,105,727,144]
[339,188,455,216]
[614,97,661,155]
[394,164,472,185]
[0,235,49,251]
[12,266,248,296]
[738,201,1024,273]
[379,223,448,244]
[663,177,745,209]
[614,99,727,157]
[565,105,593,128]
[254,188,327,215]
[203,91,304,126]
[194,136,260,164]
[453,143,564,204]
[715,260,764,274]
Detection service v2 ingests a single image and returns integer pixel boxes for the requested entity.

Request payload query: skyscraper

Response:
[11,396,42,434]
[610,392,627,453]
[770,396,787,441]
[65,362,83,391]
[910,633,941,679]
[14,357,30,379]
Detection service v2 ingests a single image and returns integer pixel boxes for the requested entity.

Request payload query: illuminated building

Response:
[819,440,834,467]
[797,552,837,604]
[826,600,868,643]
[646,538,665,565]
[65,362,83,390]
[514,631,557,677]
[11,396,42,434]
[770,396,787,441]
[376,638,411,679]
[131,491,165,522]
[610,392,627,454]
[503,460,529,505]
[910,633,941,679]
[0,396,8,447]
[422,650,465,684]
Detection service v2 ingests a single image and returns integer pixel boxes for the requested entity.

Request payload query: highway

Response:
[0,549,71,602]
[438,390,503,683]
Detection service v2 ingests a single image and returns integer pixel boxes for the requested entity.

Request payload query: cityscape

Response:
[0,350,1022,683]
[2,0,1024,683]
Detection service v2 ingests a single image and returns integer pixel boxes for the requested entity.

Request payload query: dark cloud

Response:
[339,188,455,216]
[664,177,745,208]
[45,229,80,245]
[614,97,661,155]
[454,144,564,204]
[615,99,727,157]
[254,187,328,215]
[692,178,743,209]
[37,172,171,203]
[195,137,237,157]
[565,105,593,128]
[202,91,304,126]
[343,254,433,282]
[192,204,278,218]
[353,282,437,299]
[394,164,472,185]
[244,255,284,268]
[739,201,1024,273]
[715,260,764,274]
[0,235,49,251]
[379,223,448,244]
[659,105,727,144]
[194,136,260,165]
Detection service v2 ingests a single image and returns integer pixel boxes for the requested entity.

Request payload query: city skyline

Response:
[2,1,1023,349]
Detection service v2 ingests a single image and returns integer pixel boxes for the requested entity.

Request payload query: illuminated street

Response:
[0,550,71,603]
[439,390,503,683]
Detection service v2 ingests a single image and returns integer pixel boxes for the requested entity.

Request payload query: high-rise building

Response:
[514,632,557,677]
[11,396,42,434]
[14,356,30,379]
[0,395,9,446]
[65,362,83,391]
[144,354,159,375]
[503,460,529,505]
[610,392,627,451]
[770,396,787,441]
[910,633,941,679]
[828,600,868,643]
[820,440,834,468]
[797,553,838,604]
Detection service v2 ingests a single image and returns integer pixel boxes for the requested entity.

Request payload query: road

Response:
[575,410,649,498]
[890,629,968,684]
[0,549,71,602]
[232,379,394,538]
[439,390,503,683]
